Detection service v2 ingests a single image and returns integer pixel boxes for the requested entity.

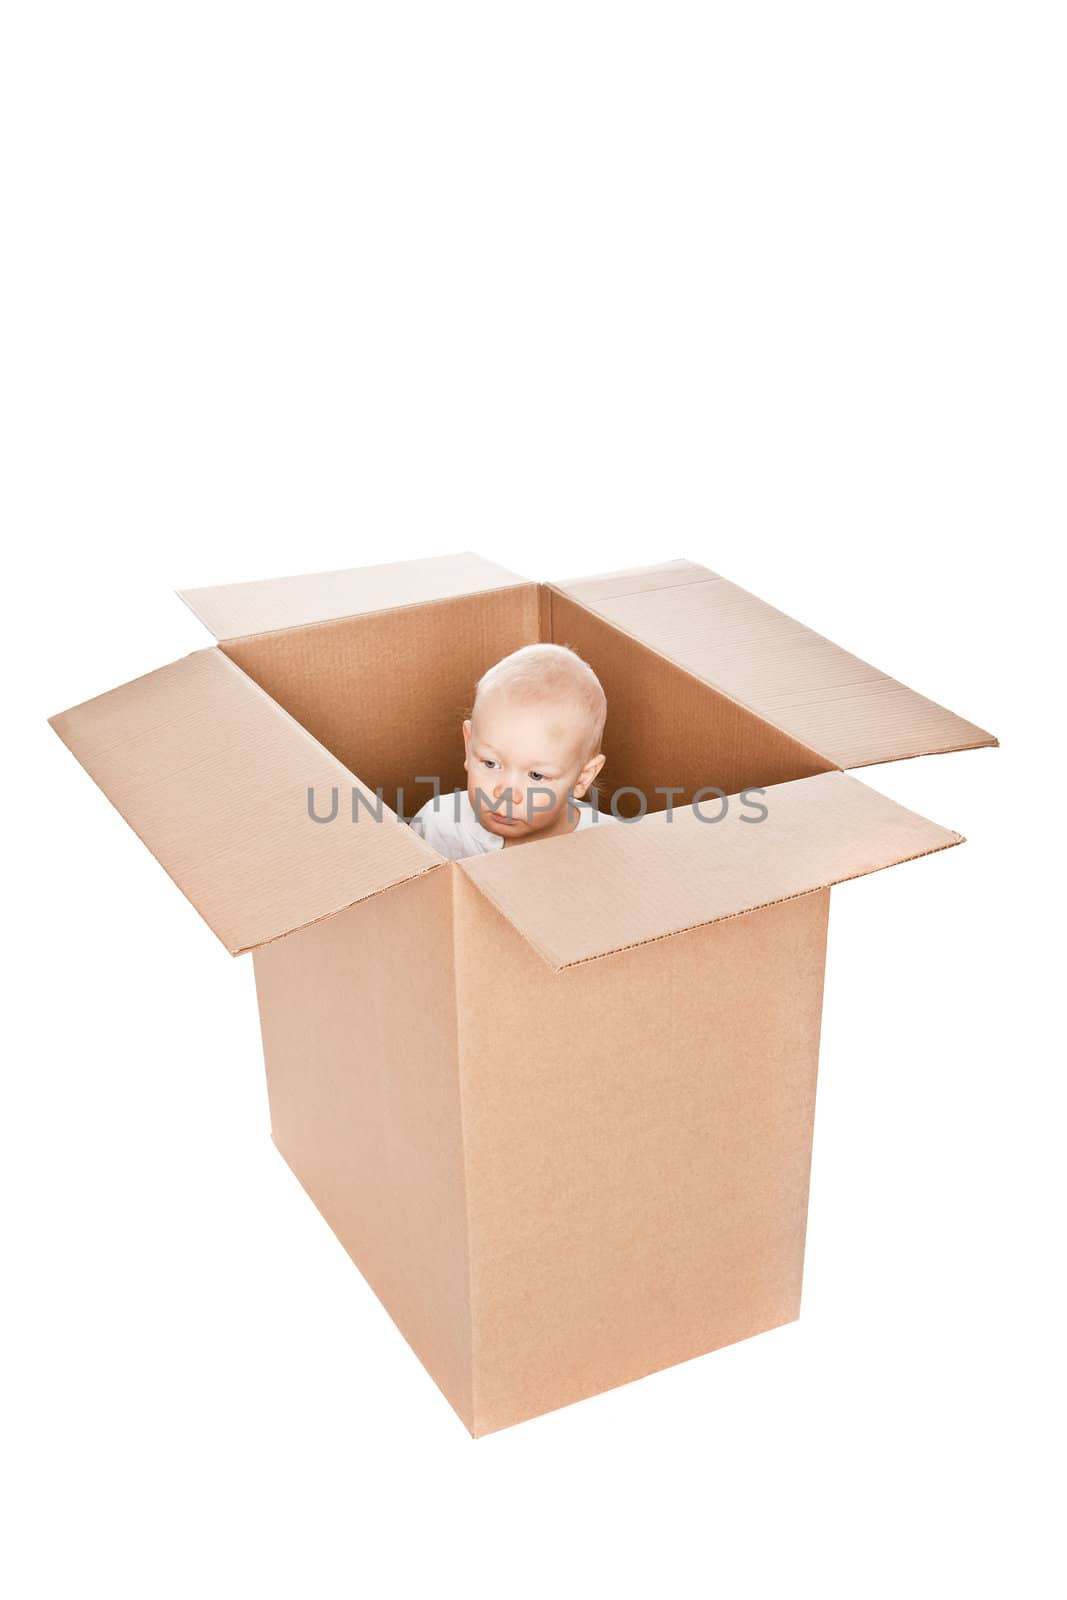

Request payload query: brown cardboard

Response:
[47,647,440,953]
[547,587,834,812]
[551,559,997,767]
[253,867,475,1423]
[179,550,527,639]
[459,770,962,971]
[220,585,544,818]
[48,552,996,1435]
[452,880,831,1436]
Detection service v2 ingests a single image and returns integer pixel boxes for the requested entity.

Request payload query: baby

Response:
[409,644,608,860]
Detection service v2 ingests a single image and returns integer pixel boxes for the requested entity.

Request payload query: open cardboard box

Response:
[49,554,996,1436]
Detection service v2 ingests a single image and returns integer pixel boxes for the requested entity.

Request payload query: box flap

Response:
[179,552,528,641]
[458,771,962,970]
[550,560,997,768]
[49,649,441,954]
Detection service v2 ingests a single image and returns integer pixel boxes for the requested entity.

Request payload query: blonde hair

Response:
[473,644,607,764]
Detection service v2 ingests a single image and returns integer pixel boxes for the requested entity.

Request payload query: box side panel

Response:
[224,586,543,817]
[549,591,834,811]
[454,873,830,1436]
[552,568,996,768]
[252,867,474,1431]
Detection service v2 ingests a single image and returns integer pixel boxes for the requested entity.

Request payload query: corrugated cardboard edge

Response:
[844,739,999,768]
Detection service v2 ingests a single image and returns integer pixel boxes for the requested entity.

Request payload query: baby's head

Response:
[463,644,607,843]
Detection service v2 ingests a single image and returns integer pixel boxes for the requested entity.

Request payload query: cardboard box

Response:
[48,554,996,1436]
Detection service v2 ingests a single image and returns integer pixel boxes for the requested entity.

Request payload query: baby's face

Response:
[462,690,604,843]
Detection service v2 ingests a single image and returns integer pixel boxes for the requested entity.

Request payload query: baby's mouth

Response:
[483,805,525,827]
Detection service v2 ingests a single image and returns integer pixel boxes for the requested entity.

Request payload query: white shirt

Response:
[408,789,606,861]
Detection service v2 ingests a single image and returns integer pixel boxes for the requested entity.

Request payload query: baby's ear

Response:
[574,750,606,797]
[462,719,472,767]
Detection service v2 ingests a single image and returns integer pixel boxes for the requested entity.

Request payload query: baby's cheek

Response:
[530,787,564,824]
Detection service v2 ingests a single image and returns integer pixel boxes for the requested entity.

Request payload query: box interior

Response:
[221,582,836,824]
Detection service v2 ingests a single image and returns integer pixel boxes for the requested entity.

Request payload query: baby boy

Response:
[409,643,608,860]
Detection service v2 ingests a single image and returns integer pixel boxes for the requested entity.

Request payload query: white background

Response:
[4,4,1063,1596]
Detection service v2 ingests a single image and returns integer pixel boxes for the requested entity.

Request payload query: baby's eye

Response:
[480,758,498,770]
[529,771,546,783]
